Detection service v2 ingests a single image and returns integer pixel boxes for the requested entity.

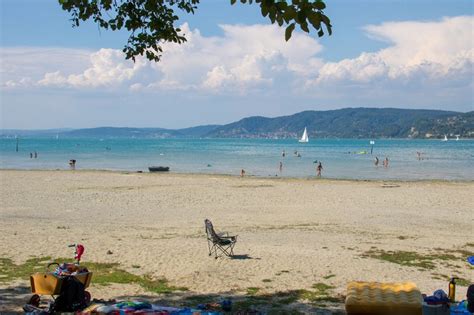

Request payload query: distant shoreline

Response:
[1,168,472,183]
[1,107,472,139]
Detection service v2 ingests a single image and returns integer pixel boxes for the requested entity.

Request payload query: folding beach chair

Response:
[204,219,237,259]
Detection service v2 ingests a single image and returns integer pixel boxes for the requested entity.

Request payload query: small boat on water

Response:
[149,166,170,172]
[299,127,309,143]
[442,135,448,142]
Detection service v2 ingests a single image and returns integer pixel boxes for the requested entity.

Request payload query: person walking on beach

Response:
[374,156,379,166]
[240,169,245,177]
[316,162,323,177]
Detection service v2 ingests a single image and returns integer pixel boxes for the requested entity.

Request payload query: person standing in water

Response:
[69,159,76,170]
[316,162,323,177]
[282,150,285,157]
[374,156,379,166]
[34,151,37,158]
[279,161,283,173]
[383,157,389,167]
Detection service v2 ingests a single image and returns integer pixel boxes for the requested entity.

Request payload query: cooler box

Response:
[345,281,423,315]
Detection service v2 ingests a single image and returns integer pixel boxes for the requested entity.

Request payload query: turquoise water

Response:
[0,137,473,180]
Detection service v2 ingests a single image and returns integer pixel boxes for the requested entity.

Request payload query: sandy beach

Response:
[0,169,473,313]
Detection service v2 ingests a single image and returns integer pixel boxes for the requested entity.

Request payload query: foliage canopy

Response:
[58,0,332,62]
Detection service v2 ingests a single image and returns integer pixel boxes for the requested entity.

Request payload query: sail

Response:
[299,127,309,143]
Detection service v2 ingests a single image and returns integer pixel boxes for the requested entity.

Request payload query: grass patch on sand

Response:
[431,273,471,286]
[0,257,53,282]
[362,250,436,269]
[362,248,470,270]
[298,283,341,305]
[236,282,342,310]
[456,278,471,286]
[246,287,261,295]
[0,256,186,294]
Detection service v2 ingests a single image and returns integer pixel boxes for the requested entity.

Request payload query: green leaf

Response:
[308,12,321,30]
[285,23,295,41]
[314,0,326,10]
[300,21,309,32]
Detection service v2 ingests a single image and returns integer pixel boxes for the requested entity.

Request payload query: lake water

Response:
[1,137,473,180]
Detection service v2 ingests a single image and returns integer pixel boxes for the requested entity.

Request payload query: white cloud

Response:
[151,23,322,92]
[312,16,473,85]
[0,47,92,88]
[1,16,472,109]
[1,23,323,92]
[37,49,147,88]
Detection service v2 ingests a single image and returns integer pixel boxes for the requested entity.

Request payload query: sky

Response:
[0,0,473,129]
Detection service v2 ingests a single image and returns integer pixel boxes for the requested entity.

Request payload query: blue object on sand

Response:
[468,256,474,265]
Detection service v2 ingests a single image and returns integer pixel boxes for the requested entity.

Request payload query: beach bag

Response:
[52,276,86,312]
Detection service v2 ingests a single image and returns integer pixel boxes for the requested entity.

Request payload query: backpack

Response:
[52,276,86,312]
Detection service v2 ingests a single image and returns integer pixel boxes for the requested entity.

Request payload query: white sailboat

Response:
[442,135,448,142]
[455,135,460,141]
[299,127,309,143]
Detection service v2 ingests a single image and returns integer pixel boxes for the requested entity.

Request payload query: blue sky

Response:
[1,0,473,129]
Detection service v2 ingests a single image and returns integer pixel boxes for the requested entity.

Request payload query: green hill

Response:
[2,108,472,139]
[207,108,473,139]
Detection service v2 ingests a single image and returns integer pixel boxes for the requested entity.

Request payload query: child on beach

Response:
[240,169,245,177]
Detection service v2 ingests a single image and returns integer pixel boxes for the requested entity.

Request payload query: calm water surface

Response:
[1,138,473,180]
